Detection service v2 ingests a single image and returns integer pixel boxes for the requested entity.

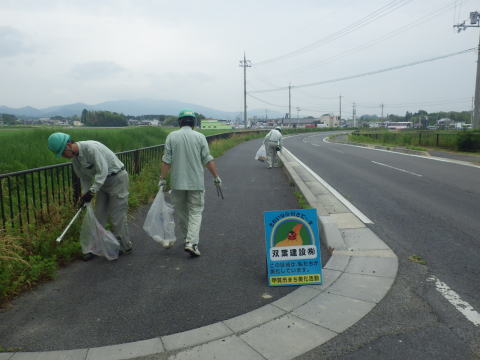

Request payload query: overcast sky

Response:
[0,0,478,117]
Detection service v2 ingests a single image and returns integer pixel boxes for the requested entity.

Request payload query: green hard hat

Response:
[178,109,196,119]
[48,132,71,157]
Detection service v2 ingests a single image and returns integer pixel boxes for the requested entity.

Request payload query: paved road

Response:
[284,133,480,359]
[0,138,328,351]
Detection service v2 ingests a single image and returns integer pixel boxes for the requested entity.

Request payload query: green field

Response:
[0,127,228,174]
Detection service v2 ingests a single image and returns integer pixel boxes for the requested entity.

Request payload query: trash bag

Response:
[79,204,120,261]
[255,144,267,162]
[143,189,176,247]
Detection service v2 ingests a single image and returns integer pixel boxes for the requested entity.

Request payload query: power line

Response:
[288,0,464,75]
[250,47,477,94]
[254,0,413,66]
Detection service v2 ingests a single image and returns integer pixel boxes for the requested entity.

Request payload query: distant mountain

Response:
[0,99,284,121]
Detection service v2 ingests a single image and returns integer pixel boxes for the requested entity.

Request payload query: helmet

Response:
[178,109,196,120]
[48,132,71,157]
[275,127,282,132]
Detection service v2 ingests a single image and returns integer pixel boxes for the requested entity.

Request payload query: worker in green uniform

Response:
[159,109,221,256]
[47,132,132,260]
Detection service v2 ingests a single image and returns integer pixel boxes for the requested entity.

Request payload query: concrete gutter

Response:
[2,146,398,360]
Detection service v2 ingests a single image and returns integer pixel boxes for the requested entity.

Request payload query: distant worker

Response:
[159,109,221,257]
[47,132,132,260]
[263,126,283,169]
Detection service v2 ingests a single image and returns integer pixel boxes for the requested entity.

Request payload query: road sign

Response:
[264,209,323,286]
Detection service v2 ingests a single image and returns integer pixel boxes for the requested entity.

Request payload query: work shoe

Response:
[162,240,174,249]
[82,253,95,261]
[119,248,133,256]
[184,242,201,256]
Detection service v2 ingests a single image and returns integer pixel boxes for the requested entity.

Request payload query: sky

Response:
[0,0,478,118]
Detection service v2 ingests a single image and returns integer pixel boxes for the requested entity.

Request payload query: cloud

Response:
[0,26,31,57]
[71,61,126,80]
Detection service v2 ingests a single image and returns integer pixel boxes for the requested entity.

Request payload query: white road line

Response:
[371,161,423,177]
[427,275,480,326]
[323,136,480,169]
[283,147,373,224]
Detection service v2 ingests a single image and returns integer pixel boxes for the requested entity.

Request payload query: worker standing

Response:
[159,109,221,257]
[263,127,283,169]
[47,132,132,260]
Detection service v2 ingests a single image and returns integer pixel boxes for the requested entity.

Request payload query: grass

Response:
[294,191,311,209]
[0,127,229,174]
[348,130,480,153]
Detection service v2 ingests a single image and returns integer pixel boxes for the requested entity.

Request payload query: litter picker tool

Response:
[215,183,224,200]
[56,205,85,243]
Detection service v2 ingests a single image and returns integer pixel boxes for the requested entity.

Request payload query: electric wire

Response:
[288,0,467,75]
[254,0,414,66]
[250,47,477,93]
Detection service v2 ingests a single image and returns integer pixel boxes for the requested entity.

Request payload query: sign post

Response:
[264,208,323,286]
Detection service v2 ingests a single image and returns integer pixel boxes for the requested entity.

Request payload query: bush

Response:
[456,133,480,152]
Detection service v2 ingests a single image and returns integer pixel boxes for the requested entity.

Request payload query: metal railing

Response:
[0,144,165,231]
[0,131,258,231]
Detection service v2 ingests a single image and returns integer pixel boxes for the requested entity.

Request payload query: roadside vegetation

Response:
[0,127,229,174]
[349,129,480,153]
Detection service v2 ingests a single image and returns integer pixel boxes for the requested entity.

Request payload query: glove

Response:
[79,191,94,206]
[158,178,167,190]
[213,176,222,185]
[276,146,281,152]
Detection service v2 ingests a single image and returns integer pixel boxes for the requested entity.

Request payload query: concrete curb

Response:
[3,145,398,360]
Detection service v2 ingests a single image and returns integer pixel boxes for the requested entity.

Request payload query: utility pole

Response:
[380,103,384,120]
[454,11,480,128]
[296,106,301,127]
[339,94,342,125]
[472,96,475,124]
[353,102,357,128]
[288,83,292,120]
[239,52,252,129]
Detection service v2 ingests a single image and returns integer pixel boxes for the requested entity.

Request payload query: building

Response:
[320,114,339,127]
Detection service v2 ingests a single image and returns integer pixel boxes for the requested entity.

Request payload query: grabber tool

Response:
[56,205,85,243]
[215,183,224,200]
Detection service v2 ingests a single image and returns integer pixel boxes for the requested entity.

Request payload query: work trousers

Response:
[95,170,132,251]
[171,190,205,245]
[265,141,280,168]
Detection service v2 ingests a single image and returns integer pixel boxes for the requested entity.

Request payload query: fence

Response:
[0,131,246,232]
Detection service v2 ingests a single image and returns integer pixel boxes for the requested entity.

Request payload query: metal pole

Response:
[239,52,251,129]
[288,83,292,120]
[454,11,479,128]
[243,54,247,129]
[474,29,480,128]
[339,94,342,125]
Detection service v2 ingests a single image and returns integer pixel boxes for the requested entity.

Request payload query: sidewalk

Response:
[1,138,398,360]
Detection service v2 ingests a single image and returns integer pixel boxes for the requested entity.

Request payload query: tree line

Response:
[81,109,128,127]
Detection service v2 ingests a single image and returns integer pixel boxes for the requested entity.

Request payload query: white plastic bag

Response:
[143,190,176,246]
[255,144,267,162]
[79,205,120,261]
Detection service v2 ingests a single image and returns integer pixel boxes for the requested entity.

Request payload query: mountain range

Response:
[0,99,285,121]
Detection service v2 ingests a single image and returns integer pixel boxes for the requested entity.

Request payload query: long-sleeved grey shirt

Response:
[162,126,214,190]
[72,141,125,194]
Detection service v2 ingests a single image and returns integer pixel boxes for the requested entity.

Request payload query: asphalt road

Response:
[0,138,329,351]
[284,133,480,359]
